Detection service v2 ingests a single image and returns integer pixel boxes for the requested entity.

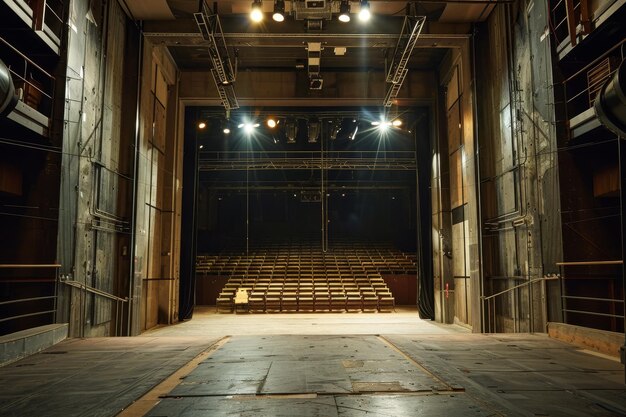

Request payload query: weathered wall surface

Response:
[474,0,561,332]
[134,41,182,333]
[56,0,182,336]
[57,0,132,337]
[434,41,481,331]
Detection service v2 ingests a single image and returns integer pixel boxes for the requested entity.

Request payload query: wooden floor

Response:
[142,306,467,337]
[1,310,625,416]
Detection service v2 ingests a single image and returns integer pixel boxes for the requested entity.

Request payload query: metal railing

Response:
[557,260,624,331]
[60,279,128,337]
[481,274,560,333]
[0,264,61,332]
[0,35,55,119]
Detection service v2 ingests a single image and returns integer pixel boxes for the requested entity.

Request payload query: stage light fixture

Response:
[392,119,402,127]
[267,118,277,128]
[358,0,370,21]
[198,121,207,129]
[250,0,263,22]
[223,127,231,134]
[348,122,359,140]
[330,119,342,140]
[338,1,350,22]
[272,0,285,22]
[309,75,323,90]
[308,119,320,143]
[286,119,298,143]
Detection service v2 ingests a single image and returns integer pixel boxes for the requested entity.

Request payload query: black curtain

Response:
[416,111,435,319]
[179,107,199,321]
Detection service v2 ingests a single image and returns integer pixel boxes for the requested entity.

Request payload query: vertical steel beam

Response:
[618,137,626,380]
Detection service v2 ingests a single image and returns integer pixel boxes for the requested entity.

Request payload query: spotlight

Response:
[239,121,259,134]
[286,119,298,143]
[308,119,320,143]
[272,0,285,22]
[338,0,350,22]
[223,127,231,134]
[358,0,370,21]
[250,0,263,22]
[267,118,277,128]
[348,122,359,140]
[330,119,342,140]
[371,121,380,126]
[379,121,391,132]
[199,144,204,149]
[198,121,207,129]
[309,75,323,90]
[392,119,402,127]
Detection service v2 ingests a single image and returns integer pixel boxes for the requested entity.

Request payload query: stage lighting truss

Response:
[194,1,239,110]
[383,15,426,107]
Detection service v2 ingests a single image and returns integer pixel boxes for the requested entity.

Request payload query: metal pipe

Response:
[470,22,486,332]
[556,260,623,266]
[481,275,559,301]
[562,295,624,303]
[62,280,129,302]
[562,309,624,319]
[0,296,57,305]
[128,21,144,336]
[0,310,57,323]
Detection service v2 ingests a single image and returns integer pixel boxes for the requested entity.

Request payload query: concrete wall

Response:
[56,0,183,336]
[57,0,131,337]
[134,41,182,333]
[433,41,481,330]
[474,0,562,332]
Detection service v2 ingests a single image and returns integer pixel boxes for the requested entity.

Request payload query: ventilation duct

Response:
[0,58,18,116]
[594,61,626,137]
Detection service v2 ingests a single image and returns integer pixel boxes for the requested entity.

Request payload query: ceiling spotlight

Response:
[267,118,277,128]
[223,127,231,134]
[199,144,204,149]
[392,119,402,127]
[379,121,391,131]
[272,0,285,22]
[338,1,351,22]
[309,75,323,90]
[358,0,370,21]
[308,119,320,143]
[330,119,342,140]
[250,0,263,22]
[349,122,359,140]
[198,121,207,129]
[286,119,298,143]
[371,121,380,126]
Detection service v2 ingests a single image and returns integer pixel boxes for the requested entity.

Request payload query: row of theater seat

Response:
[215,273,395,313]
[200,243,413,313]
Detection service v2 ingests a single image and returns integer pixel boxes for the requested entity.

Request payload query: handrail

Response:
[482,275,560,301]
[62,280,128,303]
[0,264,62,268]
[556,260,623,266]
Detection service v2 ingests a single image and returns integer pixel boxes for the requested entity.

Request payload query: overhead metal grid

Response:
[383,15,426,107]
[194,2,239,110]
[198,157,416,171]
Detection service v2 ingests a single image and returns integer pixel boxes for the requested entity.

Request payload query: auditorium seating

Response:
[197,241,412,313]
